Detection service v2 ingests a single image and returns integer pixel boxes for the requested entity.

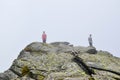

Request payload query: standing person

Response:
[88,34,93,46]
[42,31,47,43]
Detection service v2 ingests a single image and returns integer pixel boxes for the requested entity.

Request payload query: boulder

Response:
[86,46,97,54]
[0,42,120,80]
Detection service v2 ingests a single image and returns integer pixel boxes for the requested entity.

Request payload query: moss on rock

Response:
[21,66,30,76]
[37,75,45,80]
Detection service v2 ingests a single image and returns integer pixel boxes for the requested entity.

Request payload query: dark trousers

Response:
[89,42,93,46]
[43,39,46,43]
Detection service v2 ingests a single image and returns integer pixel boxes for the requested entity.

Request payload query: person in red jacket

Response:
[42,31,47,43]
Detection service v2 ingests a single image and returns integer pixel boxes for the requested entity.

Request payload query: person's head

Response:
[90,34,92,37]
[43,31,45,33]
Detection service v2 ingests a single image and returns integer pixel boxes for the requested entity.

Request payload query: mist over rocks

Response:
[0,42,120,80]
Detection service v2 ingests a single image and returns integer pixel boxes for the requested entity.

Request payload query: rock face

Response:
[0,42,120,80]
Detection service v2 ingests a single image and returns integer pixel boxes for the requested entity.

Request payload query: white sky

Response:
[0,0,120,72]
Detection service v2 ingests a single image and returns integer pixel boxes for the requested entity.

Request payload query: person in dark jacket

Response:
[42,31,47,43]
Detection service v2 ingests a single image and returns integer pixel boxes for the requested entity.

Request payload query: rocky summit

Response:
[0,42,120,80]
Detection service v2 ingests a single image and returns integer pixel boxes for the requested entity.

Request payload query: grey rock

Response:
[86,46,97,54]
[50,42,70,46]
[0,42,120,80]
[0,70,18,80]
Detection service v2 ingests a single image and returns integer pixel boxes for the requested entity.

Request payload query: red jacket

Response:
[42,33,47,40]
